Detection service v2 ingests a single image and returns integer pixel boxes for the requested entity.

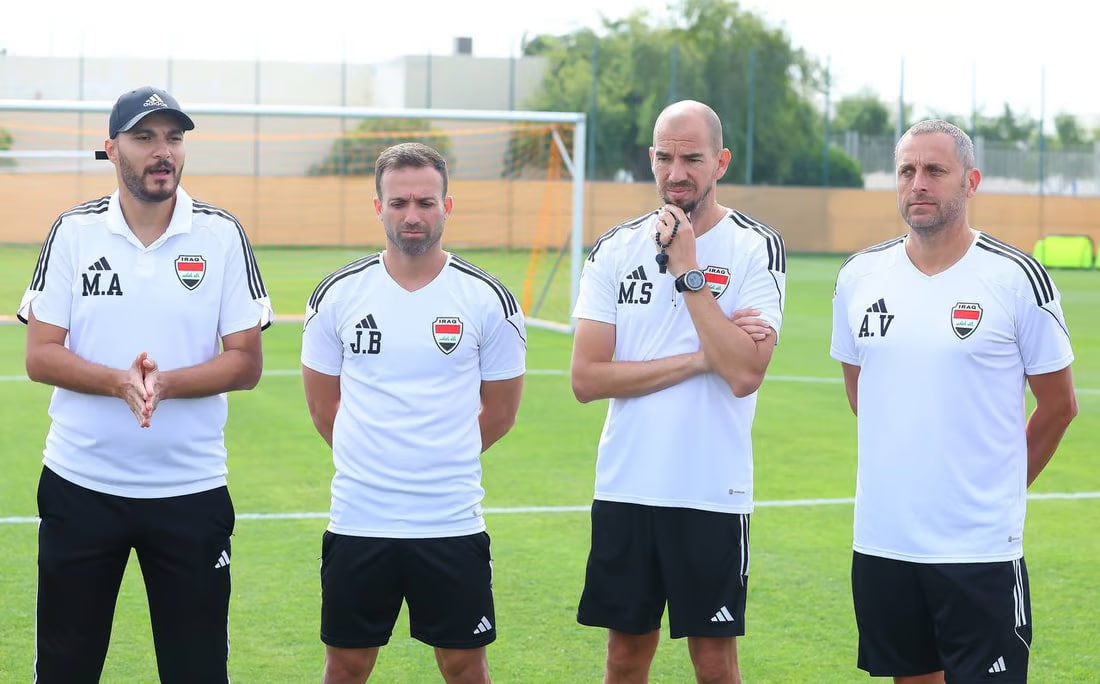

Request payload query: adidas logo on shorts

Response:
[214,550,230,569]
[472,616,492,635]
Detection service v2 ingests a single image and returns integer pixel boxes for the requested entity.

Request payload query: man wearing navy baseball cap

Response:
[95,86,195,160]
[109,86,195,138]
[19,85,272,682]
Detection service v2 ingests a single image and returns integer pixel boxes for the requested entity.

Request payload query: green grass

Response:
[0,247,1097,682]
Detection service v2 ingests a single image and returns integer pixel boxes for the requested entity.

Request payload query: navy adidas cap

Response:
[108,86,195,139]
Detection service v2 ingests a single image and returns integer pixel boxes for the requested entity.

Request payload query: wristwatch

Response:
[674,269,707,293]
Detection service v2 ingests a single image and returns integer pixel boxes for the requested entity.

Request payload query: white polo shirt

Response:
[301,251,526,539]
[18,188,273,498]
[572,209,786,514]
[831,232,1073,563]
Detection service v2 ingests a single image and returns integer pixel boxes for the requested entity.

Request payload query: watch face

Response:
[686,270,706,291]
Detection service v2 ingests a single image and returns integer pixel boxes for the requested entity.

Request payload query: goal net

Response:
[0,100,586,331]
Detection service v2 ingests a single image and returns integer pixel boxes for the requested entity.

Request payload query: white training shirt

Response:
[17,188,273,498]
[831,232,1074,563]
[572,210,786,513]
[301,251,526,538]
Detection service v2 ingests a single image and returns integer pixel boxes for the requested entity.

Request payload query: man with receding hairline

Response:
[832,119,1077,683]
[571,99,786,683]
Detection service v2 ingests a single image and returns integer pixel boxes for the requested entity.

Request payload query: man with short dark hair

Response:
[302,142,526,684]
[20,85,272,683]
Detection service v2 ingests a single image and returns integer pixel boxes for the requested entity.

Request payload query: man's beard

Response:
[903,184,967,234]
[659,183,710,217]
[119,155,179,203]
[387,223,442,256]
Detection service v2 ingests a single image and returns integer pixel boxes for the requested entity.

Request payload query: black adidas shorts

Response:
[852,551,1032,681]
[35,466,234,684]
[320,531,496,650]
[577,500,750,639]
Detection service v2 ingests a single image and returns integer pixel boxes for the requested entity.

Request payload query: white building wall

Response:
[0,52,552,177]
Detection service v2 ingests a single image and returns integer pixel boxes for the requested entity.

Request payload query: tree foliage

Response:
[1052,112,1090,148]
[0,127,12,167]
[309,118,452,176]
[832,91,893,136]
[926,105,1099,150]
[517,0,861,187]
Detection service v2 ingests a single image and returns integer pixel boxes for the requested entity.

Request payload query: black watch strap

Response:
[675,269,705,293]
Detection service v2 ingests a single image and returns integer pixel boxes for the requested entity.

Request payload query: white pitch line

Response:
[1,492,1097,525]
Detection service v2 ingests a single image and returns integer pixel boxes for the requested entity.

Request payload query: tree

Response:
[788,146,864,188]
[974,104,1038,144]
[0,127,13,168]
[832,91,893,136]
[1053,112,1089,148]
[518,0,862,187]
[308,118,452,176]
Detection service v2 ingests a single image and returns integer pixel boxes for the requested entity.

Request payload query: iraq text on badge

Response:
[951,302,982,339]
[703,265,730,298]
[175,255,206,290]
[433,317,463,354]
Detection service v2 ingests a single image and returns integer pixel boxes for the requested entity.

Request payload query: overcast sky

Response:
[3,0,1094,124]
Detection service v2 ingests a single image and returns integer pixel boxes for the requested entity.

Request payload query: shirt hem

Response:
[1025,355,1074,376]
[301,357,341,376]
[43,461,227,499]
[594,492,753,515]
[571,310,615,325]
[829,349,859,365]
[853,544,1023,564]
[327,521,488,539]
[482,367,525,381]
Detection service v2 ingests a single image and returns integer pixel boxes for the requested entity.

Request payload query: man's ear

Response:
[96,138,116,162]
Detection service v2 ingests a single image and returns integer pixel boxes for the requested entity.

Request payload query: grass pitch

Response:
[0,245,1096,682]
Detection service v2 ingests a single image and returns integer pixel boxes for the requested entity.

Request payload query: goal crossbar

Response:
[0,99,587,333]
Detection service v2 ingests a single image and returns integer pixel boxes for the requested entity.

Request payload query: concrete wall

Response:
[373,55,547,111]
[4,175,1098,256]
[0,55,377,105]
[0,53,553,185]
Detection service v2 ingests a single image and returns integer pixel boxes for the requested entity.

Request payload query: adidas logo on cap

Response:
[106,86,195,139]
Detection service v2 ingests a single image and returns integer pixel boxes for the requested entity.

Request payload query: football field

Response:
[0,247,1096,682]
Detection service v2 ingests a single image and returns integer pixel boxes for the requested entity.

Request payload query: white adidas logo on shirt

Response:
[143,94,168,108]
[987,656,1007,674]
[472,616,492,635]
[710,606,735,623]
[214,550,230,569]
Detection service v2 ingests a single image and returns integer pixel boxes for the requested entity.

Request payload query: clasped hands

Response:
[121,351,163,428]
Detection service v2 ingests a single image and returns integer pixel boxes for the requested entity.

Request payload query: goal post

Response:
[0,99,586,332]
[1032,234,1095,269]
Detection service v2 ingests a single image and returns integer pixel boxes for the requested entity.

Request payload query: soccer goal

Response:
[0,99,587,332]
[1032,234,1095,269]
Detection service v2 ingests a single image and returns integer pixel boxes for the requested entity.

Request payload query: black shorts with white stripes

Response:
[852,551,1032,681]
[320,531,496,650]
[577,500,750,638]
[35,466,234,684]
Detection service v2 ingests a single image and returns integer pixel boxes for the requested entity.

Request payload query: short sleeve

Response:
[830,270,859,365]
[301,293,345,377]
[1016,279,1074,376]
[218,225,273,336]
[736,236,786,335]
[571,249,619,324]
[480,295,527,382]
[17,223,75,328]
